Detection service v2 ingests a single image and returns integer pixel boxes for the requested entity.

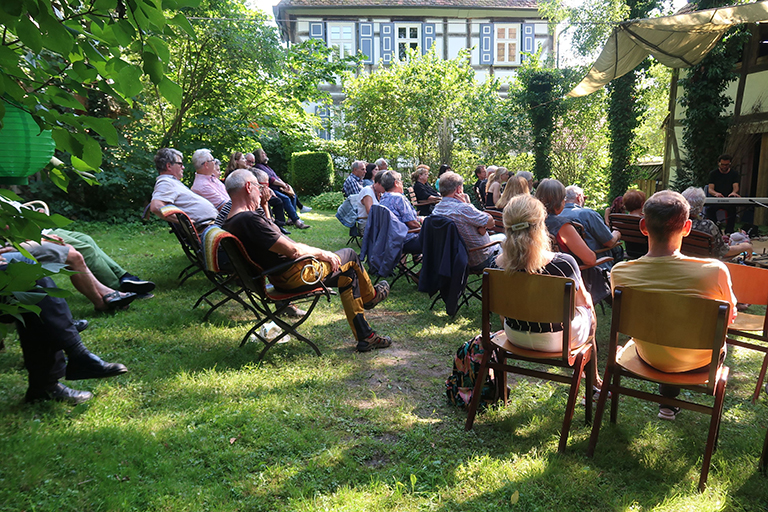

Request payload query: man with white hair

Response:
[190,148,229,211]
[560,185,621,254]
[222,170,392,352]
[343,160,367,197]
[375,158,388,171]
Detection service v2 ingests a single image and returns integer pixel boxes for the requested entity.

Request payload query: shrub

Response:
[289,151,334,196]
[310,191,344,211]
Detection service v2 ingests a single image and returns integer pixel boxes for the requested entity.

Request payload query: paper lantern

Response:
[0,104,55,185]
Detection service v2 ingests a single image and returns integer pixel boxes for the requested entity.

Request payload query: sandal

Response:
[99,290,137,311]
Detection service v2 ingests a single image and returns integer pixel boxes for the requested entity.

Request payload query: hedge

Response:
[289,151,334,196]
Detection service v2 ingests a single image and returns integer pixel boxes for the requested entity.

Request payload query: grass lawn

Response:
[1,208,767,511]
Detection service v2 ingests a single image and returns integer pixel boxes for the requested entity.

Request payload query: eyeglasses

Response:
[206,159,214,164]
[173,161,184,166]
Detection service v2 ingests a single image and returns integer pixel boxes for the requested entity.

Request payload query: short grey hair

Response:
[565,185,583,203]
[380,170,402,192]
[351,160,366,173]
[225,169,257,196]
[682,186,706,218]
[486,165,498,174]
[375,158,388,169]
[516,171,534,183]
[252,169,269,184]
[438,171,463,196]
[154,148,182,173]
[192,148,212,170]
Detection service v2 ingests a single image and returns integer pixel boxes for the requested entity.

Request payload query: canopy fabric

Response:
[567,2,768,98]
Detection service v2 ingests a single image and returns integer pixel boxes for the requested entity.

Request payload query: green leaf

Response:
[139,0,167,31]
[52,127,84,157]
[71,154,94,172]
[82,134,103,168]
[147,36,170,64]
[170,13,195,39]
[0,0,23,17]
[15,14,43,54]
[158,76,182,108]
[115,64,143,98]
[109,21,133,47]
[80,117,118,145]
[142,50,163,85]
[48,166,70,192]
[12,291,47,305]
[42,287,71,298]
[49,90,85,110]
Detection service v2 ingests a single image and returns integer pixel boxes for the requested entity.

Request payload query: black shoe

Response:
[66,352,128,381]
[119,274,156,294]
[279,226,291,235]
[25,383,93,404]
[99,290,137,311]
[293,219,311,229]
[74,319,89,332]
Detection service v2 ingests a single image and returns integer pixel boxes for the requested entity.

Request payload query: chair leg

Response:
[498,351,508,405]
[752,352,768,404]
[559,351,586,453]
[699,368,729,492]
[587,366,613,458]
[585,356,595,424]
[610,373,621,424]
[760,426,768,474]
[465,349,493,431]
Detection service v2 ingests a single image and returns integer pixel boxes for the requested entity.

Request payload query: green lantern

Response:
[0,103,56,185]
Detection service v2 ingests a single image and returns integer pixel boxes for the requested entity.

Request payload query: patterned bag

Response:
[446,334,498,407]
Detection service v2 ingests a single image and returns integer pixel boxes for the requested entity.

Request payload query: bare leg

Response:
[65,247,116,310]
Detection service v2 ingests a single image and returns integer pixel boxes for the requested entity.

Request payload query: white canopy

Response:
[567,2,768,98]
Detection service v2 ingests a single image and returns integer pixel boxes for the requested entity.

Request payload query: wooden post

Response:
[756,133,768,225]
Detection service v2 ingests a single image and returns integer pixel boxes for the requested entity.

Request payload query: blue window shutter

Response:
[422,23,435,54]
[315,106,330,140]
[380,22,394,64]
[522,23,535,61]
[479,23,493,65]
[359,22,374,64]
[309,22,325,42]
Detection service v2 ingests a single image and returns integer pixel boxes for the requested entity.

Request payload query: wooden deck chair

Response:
[485,208,505,235]
[681,228,717,258]
[609,213,647,260]
[407,185,440,213]
[465,269,596,453]
[587,287,730,492]
[160,205,204,286]
[724,262,768,402]
[218,232,334,361]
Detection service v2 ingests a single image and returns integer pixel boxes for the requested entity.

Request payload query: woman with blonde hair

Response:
[495,175,529,210]
[497,194,602,386]
[485,167,510,208]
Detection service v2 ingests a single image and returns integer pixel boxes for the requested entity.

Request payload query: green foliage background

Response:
[289,151,335,196]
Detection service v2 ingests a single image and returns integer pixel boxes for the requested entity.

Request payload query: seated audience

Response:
[611,190,737,420]
[495,175,529,211]
[190,148,229,211]
[375,158,389,171]
[473,165,488,205]
[495,194,602,386]
[623,189,646,216]
[515,171,535,193]
[432,171,499,272]
[604,195,624,225]
[434,164,451,192]
[411,165,441,216]
[486,167,510,208]
[343,160,366,198]
[353,170,385,235]
[363,163,377,188]
[682,187,753,260]
[222,170,392,352]
[559,185,621,255]
[378,171,422,254]
[252,148,310,229]
[150,148,218,229]
[226,151,248,175]
[535,179,598,267]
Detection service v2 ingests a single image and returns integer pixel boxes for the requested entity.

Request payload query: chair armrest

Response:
[468,240,501,253]
[579,256,613,270]
[256,255,319,279]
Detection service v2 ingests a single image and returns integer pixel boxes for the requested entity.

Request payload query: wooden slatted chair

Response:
[681,228,717,258]
[609,213,647,259]
[465,269,596,453]
[587,287,731,492]
[724,262,768,402]
[160,205,204,286]
[485,208,505,235]
[218,232,334,360]
[407,186,440,213]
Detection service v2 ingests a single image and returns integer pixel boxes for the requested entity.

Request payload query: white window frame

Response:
[396,23,421,60]
[327,22,355,60]
[494,23,521,66]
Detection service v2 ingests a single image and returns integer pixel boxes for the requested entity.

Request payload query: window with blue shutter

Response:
[422,23,435,54]
[359,22,374,64]
[479,23,493,65]
[309,22,325,42]
[380,22,395,64]
[522,23,535,61]
[315,106,330,140]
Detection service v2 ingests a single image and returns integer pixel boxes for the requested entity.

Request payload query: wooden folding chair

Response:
[465,269,596,453]
[407,185,440,212]
[681,228,717,258]
[361,204,420,289]
[724,262,768,402]
[609,213,647,260]
[160,205,204,286]
[485,208,505,235]
[587,287,730,491]
[218,232,334,361]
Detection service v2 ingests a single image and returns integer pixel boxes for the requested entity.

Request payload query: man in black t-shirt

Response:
[706,153,740,233]
[221,170,392,352]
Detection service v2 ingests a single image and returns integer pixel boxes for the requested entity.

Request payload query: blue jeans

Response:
[272,188,299,221]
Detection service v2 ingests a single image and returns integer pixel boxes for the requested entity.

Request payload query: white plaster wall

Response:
[742,70,768,115]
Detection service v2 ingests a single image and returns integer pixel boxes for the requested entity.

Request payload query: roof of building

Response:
[275,0,537,9]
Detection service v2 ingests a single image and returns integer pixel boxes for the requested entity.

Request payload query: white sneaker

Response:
[301,206,312,213]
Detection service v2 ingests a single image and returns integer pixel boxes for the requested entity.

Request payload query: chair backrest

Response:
[725,262,768,307]
[611,286,730,389]
[201,225,233,273]
[609,213,647,259]
[485,208,504,234]
[173,211,203,255]
[483,268,575,360]
[218,234,267,295]
[681,229,716,258]
[360,204,408,276]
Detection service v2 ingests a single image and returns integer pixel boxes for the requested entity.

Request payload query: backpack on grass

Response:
[446,334,498,407]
